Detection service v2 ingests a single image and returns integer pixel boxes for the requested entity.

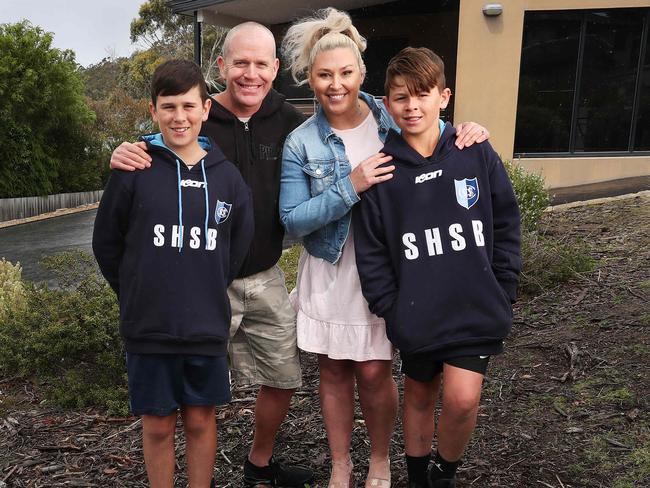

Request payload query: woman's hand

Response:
[350,152,395,194]
[454,122,490,149]
[110,141,152,171]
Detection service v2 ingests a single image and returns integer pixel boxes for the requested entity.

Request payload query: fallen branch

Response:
[220,450,232,465]
[553,404,569,418]
[537,481,556,488]
[38,445,82,452]
[103,418,141,441]
[2,465,18,483]
[604,437,632,450]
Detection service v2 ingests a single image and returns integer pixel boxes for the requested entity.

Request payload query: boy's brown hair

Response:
[384,47,446,96]
[151,59,209,105]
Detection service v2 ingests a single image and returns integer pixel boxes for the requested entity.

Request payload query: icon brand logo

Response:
[180,179,206,188]
[415,169,443,184]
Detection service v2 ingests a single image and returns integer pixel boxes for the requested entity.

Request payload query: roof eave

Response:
[167,0,235,15]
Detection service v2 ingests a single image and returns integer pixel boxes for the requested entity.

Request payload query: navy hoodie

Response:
[353,124,521,358]
[93,134,254,356]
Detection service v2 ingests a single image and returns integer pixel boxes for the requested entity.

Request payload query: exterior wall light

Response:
[482,3,503,16]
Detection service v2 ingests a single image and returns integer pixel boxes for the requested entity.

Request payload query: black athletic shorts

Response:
[401,352,490,382]
[126,353,231,416]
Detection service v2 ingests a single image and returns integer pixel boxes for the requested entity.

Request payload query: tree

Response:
[81,56,128,101]
[128,0,227,93]
[85,87,151,185]
[118,48,168,99]
[0,21,99,197]
[130,0,193,58]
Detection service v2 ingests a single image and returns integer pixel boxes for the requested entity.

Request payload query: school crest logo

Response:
[214,200,232,224]
[454,178,479,209]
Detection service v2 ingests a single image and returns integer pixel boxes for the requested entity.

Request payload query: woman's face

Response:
[309,47,364,123]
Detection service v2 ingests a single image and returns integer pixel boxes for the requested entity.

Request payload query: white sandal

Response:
[328,458,354,488]
[365,458,391,488]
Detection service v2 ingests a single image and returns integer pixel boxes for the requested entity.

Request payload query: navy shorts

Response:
[401,353,490,383]
[126,353,231,416]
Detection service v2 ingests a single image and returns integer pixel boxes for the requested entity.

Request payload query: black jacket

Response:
[353,125,521,357]
[202,89,305,277]
[93,134,254,356]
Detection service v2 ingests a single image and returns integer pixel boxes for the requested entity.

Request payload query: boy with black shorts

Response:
[353,47,521,488]
[93,59,254,488]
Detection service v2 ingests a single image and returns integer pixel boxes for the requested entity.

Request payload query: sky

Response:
[0,0,145,67]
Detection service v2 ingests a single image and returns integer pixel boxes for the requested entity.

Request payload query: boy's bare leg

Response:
[355,359,397,482]
[403,375,441,456]
[142,413,177,488]
[319,355,356,484]
[248,385,296,466]
[181,405,217,487]
[436,365,485,461]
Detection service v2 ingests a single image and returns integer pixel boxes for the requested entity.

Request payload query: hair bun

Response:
[282,8,366,85]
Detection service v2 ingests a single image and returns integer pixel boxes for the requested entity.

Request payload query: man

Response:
[110,23,311,487]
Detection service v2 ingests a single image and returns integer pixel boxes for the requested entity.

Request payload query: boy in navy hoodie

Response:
[93,59,254,488]
[353,48,521,488]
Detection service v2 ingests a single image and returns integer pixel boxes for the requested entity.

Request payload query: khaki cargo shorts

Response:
[228,265,302,389]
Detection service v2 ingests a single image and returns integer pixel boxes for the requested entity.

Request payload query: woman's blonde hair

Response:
[281,8,367,85]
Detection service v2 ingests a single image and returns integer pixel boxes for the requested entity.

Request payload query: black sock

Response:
[406,453,431,486]
[429,451,460,481]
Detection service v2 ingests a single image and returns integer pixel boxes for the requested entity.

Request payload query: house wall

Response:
[454,0,650,188]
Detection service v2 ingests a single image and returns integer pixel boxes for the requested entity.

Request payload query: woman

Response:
[279,8,488,488]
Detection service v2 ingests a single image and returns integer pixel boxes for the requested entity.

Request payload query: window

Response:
[514,8,650,155]
[635,27,650,150]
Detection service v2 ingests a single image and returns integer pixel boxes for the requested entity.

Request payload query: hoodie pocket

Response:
[302,161,335,197]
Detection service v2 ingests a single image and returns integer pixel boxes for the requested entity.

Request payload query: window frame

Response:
[514,8,650,158]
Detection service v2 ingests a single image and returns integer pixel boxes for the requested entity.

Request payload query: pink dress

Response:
[291,111,393,361]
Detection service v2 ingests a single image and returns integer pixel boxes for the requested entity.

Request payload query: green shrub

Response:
[519,231,596,296]
[0,250,128,415]
[501,161,595,296]
[0,258,26,324]
[278,245,302,291]
[504,160,550,232]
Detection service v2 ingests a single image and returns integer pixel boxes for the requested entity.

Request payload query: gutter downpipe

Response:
[194,10,202,66]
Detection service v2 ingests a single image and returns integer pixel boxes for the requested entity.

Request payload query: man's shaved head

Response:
[222,22,276,60]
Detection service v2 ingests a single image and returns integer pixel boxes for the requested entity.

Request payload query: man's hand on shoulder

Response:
[453,122,490,149]
[110,141,152,171]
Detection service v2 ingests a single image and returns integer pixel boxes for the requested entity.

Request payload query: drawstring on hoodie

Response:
[176,160,184,252]
[175,158,210,252]
[200,159,209,250]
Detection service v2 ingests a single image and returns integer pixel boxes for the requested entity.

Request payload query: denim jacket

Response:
[279,92,398,263]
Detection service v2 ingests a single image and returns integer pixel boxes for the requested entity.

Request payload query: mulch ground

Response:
[1,193,649,488]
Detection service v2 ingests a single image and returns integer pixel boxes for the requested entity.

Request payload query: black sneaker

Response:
[409,482,428,488]
[243,457,313,487]
[427,461,457,488]
[429,479,456,488]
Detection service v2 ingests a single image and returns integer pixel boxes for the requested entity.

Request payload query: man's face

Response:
[217,27,279,117]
